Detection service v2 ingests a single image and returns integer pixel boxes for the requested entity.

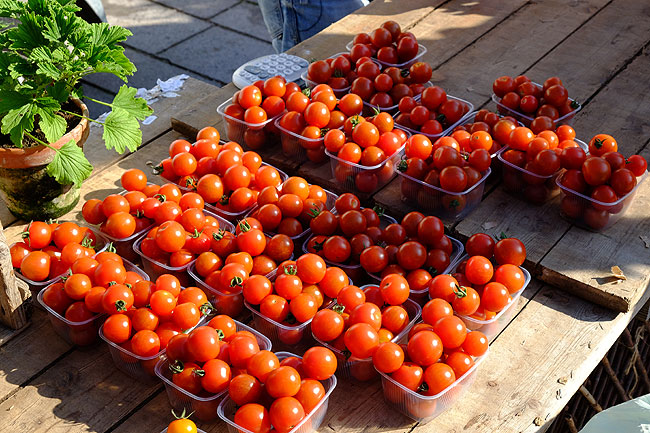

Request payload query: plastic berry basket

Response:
[218,351,337,433]
[100,314,206,384]
[301,52,351,98]
[360,81,433,116]
[247,188,339,245]
[313,287,421,382]
[448,254,531,342]
[133,209,234,285]
[154,320,271,422]
[396,167,491,223]
[443,111,524,158]
[301,211,398,283]
[244,269,343,352]
[367,235,465,305]
[491,82,581,128]
[345,40,428,69]
[14,224,110,298]
[204,162,289,220]
[325,144,406,196]
[274,117,334,163]
[36,258,147,346]
[216,97,283,150]
[556,171,647,231]
[393,95,475,141]
[497,139,588,205]
[187,262,249,321]
[377,332,488,423]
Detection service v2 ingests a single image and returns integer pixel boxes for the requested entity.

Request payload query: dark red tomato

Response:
[626,155,648,176]
[465,233,495,258]
[561,146,587,170]
[494,238,526,266]
[610,168,637,196]
[582,157,611,186]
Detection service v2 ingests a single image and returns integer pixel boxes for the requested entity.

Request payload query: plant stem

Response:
[84,96,113,108]
[24,131,57,151]
[60,109,104,125]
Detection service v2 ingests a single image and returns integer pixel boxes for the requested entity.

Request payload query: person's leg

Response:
[295,0,366,42]
[258,0,285,53]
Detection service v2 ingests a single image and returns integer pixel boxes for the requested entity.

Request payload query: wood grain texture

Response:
[0,309,71,400]
[0,219,29,329]
[0,347,160,433]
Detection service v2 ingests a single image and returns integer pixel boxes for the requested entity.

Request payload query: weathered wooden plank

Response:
[0,348,160,433]
[539,145,650,312]
[0,309,72,401]
[428,283,648,433]
[0,219,29,330]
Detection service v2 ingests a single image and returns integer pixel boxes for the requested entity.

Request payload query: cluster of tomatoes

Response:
[226,347,337,433]
[557,134,648,229]
[244,253,346,344]
[499,124,584,204]
[448,109,519,155]
[222,77,300,148]
[358,212,456,297]
[431,234,527,323]
[374,303,488,419]
[349,20,421,66]
[348,60,433,109]
[162,315,264,421]
[304,193,385,277]
[492,75,579,129]
[395,86,471,135]
[248,176,332,238]
[100,272,210,363]
[312,274,415,380]
[398,135,490,216]
[305,53,357,94]
[11,221,102,282]
[157,130,285,215]
[277,85,361,163]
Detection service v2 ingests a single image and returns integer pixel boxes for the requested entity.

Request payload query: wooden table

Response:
[2,0,650,432]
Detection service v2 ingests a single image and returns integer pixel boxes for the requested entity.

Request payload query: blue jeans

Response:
[259,0,368,53]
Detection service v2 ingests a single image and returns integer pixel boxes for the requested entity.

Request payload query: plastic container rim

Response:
[345,40,428,69]
[490,81,581,123]
[217,97,283,129]
[396,166,491,197]
[325,143,405,172]
[497,139,588,180]
[556,169,647,206]
[394,95,476,140]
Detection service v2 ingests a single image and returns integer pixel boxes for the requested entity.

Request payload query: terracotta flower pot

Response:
[0,99,90,220]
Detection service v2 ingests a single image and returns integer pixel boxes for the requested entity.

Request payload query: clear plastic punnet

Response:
[448,254,531,341]
[37,257,147,346]
[397,167,491,222]
[394,95,475,141]
[217,351,337,433]
[155,320,271,422]
[367,235,465,305]
[491,81,581,128]
[556,171,647,231]
[498,139,588,204]
[377,325,488,423]
[217,97,283,150]
[313,285,421,381]
[15,223,110,297]
[345,40,428,69]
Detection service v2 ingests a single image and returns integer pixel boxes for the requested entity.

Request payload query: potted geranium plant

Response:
[0,0,152,220]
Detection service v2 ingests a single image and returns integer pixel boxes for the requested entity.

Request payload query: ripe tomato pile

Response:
[431,234,527,324]
[277,84,360,163]
[492,75,579,128]
[499,124,583,204]
[11,221,102,282]
[248,176,332,238]
[398,134,489,218]
[373,308,488,420]
[304,193,385,279]
[244,253,344,345]
[324,111,408,193]
[357,212,457,301]
[304,53,355,95]
[557,134,647,230]
[394,86,471,136]
[349,20,422,67]
[227,348,336,433]
[349,61,433,109]
[448,109,519,155]
[222,77,296,148]
[156,131,285,216]
[311,274,415,381]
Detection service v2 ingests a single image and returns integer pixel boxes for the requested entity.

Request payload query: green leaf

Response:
[36,61,61,79]
[0,90,31,113]
[2,102,35,146]
[36,108,65,143]
[90,23,131,48]
[9,12,46,50]
[0,0,25,18]
[46,139,92,186]
[47,81,69,103]
[110,85,152,120]
[102,107,142,153]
